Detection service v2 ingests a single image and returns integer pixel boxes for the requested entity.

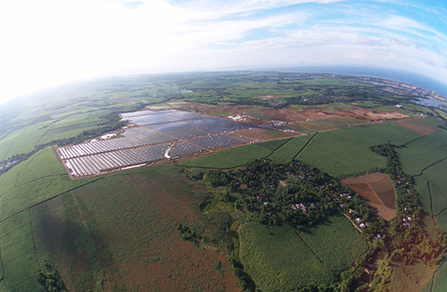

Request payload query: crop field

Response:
[239,214,367,291]
[296,123,423,177]
[180,143,273,168]
[0,211,42,292]
[394,118,437,135]
[28,166,239,291]
[268,134,312,163]
[0,147,96,221]
[342,173,396,220]
[298,213,369,272]
[239,222,335,290]
[398,129,447,176]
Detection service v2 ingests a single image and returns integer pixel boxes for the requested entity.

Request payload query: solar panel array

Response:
[65,144,167,177]
[58,110,259,178]
[170,142,204,157]
[58,127,176,159]
[149,118,252,139]
[188,134,246,150]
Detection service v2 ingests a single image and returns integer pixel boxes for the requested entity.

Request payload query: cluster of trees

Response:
[36,261,67,292]
[367,143,446,291]
[196,151,446,291]
[204,159,372,230]
[177,224,203,246]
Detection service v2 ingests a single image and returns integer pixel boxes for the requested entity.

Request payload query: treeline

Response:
[367,143,446,291]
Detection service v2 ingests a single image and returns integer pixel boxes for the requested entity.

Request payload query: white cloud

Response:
[0,0,446,104]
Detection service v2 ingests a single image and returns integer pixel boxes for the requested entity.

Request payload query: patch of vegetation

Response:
[297,123,422,177]
[180,143,272,168]
[36,261,67,292]
[0,211,42,292]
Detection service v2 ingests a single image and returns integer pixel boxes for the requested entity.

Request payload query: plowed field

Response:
[342,172,396,220]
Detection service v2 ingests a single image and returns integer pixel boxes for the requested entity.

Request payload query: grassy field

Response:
[180,143,273,168]
[268,134,312,163]
[396,126,447,292]
[239,222,334,291]
[398,129,447,176]
[299,213,368,273]
[28,165,239,291]
[239,214,367,291]
[0,210,42,292]
[0,147,96,222]
[296,123,423,177]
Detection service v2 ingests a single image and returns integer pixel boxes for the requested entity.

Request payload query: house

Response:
[359,223,366,228]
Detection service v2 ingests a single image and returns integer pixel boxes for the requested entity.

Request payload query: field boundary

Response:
[414,156,447,177]
[0,244,10,292]
[292,133,317,161]
[2,141,15,162]
[0,177,105,224]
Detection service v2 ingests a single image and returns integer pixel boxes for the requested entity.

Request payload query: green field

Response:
[239,214,367,291]
[398,129,447,176]
[268,135,312,163]
[0,72,445,292]
[296,123,423,177]
[0,147,96,222]
[180,143,273,168]
[0,211,42,292]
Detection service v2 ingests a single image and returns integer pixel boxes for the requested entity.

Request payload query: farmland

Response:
[342,173,396,220]
[296,123,423,177]
[0,71,446,292]
[239,214,368,291]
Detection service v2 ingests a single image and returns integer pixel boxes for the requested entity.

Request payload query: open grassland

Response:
[398,129,447,176]
[296,123,423,177]
[0,281,7,292]
[394,118,437,135]
[239,214,367,291]
[420,159,447,216]
[299,213,368,273]
[389,261,434,292]
[180,143,272,168]
[0,210,42,292]
[239,222,334,291]
[0,147,96,222]
[268,135,312,163]
[29,165,238,291]
[397,127,447,292]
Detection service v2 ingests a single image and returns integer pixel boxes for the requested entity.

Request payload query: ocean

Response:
[265,66,447,98]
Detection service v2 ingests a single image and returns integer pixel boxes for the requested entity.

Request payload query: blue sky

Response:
[0,0,446,104]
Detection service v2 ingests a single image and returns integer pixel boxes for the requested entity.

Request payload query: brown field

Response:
[394,118,437,135]
[30,167,239,291]
[342,173,396,220]
[190,104,407,127]
[235,128,296,141]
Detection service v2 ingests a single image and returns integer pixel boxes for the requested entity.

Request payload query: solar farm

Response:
[57,109,258,178]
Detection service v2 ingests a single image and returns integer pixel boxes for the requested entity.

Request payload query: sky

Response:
[0,0,446,104]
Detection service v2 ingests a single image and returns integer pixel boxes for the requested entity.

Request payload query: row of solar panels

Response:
[58,127,175,159]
